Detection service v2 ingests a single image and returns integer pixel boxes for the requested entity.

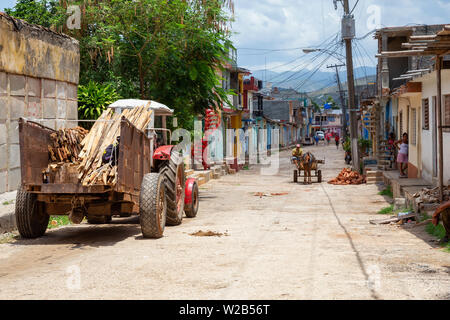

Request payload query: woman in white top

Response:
[394,133,408,178]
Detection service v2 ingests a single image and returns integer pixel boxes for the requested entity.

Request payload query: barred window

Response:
[422,98,429,130]
[444,95,450,132]
[411,108,417,145]
[399,111,403,136]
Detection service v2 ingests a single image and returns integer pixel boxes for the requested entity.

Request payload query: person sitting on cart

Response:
[292,144,303,166]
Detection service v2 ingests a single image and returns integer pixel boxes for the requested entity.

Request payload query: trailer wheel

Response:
[293,170,298,183]
[162,151,185,226]
[318,170,322,183]
[184,179,199,218]
[15,189,49,238]
[87,215,111,224]
[140,172,167,238]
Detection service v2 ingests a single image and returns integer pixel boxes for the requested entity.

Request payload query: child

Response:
[394,133,408,178]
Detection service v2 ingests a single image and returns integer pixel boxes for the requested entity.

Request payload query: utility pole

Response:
[339,0,360,172]
[327,63,348,139]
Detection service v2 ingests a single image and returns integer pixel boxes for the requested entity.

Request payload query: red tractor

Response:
[16,100,199,239]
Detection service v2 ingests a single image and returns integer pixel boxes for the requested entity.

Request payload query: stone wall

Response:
[0,13,80,193]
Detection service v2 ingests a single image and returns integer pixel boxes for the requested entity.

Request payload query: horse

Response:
[300,152,315,184]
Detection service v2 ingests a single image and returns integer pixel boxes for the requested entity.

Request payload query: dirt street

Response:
[0,144,449,300]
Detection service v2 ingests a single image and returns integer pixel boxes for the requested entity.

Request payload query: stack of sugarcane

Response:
[77,104,153,186]
[48,127,89,163]
[328,168,366,185]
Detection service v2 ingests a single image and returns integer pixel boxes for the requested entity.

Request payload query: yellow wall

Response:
[398,93,422,176]
[0,14,80,84]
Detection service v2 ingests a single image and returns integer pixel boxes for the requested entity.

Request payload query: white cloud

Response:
[232,0,450,73]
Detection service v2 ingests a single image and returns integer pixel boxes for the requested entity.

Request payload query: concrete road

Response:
[0,144,449,299]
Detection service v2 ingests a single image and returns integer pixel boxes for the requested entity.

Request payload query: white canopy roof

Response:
[108,99,173,116]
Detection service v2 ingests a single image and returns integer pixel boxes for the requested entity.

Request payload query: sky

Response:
[3,0,450,76]
[231,0,450,74]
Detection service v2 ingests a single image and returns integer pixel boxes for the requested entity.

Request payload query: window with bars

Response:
[444,95,450,132]
[422,98,429,130]
[411,108,417,145]
[399,111,403,136]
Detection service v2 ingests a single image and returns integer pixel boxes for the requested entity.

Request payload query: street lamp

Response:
[302,48,346,62]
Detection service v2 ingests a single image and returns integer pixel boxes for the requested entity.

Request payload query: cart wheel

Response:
[293,170,298,183]
[318,170,322,183]
[139,172,167,239]
[184,179,199,218]
[15,189,49,238]
[162,151,185,226]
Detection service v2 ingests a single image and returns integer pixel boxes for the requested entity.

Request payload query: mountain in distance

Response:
[248,66,376,92]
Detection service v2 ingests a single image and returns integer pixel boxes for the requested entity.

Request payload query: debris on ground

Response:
[48,127,88,163]
[369,212,416,225]
[328,168,366,185]
[189,230,228,237]
[413,186,450,204]
[253,192,289,198]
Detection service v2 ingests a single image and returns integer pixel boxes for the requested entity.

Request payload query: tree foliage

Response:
[5,0,236,130]
[77,81,121,127]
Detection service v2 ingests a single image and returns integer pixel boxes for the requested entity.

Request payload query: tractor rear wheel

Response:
[318,170,322,183]
[162,151,185,226]
[15,189,49,238]
[293,170,298,183]
[139,172,167,238]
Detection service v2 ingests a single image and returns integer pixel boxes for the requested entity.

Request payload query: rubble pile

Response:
[328,168,366,185]
[413,186,450,204]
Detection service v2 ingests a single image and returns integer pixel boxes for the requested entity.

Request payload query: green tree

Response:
[4,0,60,28]
[5,0,236,130]
[77,81,121,128]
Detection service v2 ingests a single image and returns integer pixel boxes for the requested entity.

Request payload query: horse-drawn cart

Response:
[293,156,325,184]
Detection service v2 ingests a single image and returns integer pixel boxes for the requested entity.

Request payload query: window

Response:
[444,95,450,132]
[399,111,403,136]
[422,98,429,130]
[411,108,417,145]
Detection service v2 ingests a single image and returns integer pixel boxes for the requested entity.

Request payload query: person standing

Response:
[314,134,319,146]
[334,134,340,150]
[326,133,330,145]
[394,133,409,178]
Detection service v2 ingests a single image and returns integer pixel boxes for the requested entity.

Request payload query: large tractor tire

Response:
[293,170,298,183]
[15,189,49,238]
[184,179,199,218]
[317,170,322,183]
[139,172,167,238]
[162,151,185,226]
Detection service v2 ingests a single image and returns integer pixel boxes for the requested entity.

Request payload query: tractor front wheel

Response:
[184,179,199,218]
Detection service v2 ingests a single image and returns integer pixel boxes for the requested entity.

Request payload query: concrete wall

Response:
[0,13,80,193]
[417,70,450,186]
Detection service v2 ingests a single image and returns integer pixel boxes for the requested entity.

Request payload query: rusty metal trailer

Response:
[16,102,198,239]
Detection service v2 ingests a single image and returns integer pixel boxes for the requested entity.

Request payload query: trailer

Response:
[16,100,199,239]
